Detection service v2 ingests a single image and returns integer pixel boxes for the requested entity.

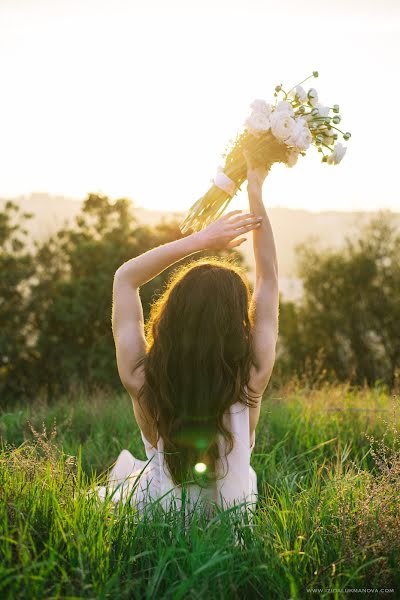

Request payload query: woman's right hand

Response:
[243,135,289,189]
[194,210,262,250]
[243,149,270,190]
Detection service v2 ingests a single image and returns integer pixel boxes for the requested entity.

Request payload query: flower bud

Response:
[333,104,340,113]
[322,155,328,162]
[313,71,319,77]
[332,115,341,124]
[275,85,282,92]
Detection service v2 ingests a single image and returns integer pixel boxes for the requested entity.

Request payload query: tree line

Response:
[1,194,399,405]
[0,195,246,403]
[278,213,400,388]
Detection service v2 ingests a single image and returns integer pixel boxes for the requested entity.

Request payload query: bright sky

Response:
[1,0,399,213]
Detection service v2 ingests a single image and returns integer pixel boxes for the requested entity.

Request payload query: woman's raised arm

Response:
[244,150,279,401]
[112,210,263,395]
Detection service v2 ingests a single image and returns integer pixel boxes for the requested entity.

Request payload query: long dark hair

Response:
[136,257,259,487]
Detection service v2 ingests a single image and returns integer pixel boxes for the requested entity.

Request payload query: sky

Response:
[1,0,400,213]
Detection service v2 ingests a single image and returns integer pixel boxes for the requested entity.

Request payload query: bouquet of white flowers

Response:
[180,71,351,234]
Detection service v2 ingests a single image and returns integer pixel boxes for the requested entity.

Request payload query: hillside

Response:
[2,193,399,300]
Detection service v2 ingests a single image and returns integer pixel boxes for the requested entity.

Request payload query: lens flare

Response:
[194,462,207,473]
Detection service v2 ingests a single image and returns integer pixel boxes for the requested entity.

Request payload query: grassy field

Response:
[1,382,399,599]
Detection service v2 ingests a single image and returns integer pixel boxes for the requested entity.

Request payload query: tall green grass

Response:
[1,382,399,598]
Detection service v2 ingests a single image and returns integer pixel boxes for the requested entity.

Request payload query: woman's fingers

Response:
[242,149,253,167]
[224,211,263,228]
[227,237,247,249]
[231,216,262,230]
[234,221,262,234]
[223,210,243,220]
[228,211,256,224]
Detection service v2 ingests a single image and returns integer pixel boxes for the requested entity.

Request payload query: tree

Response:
[23,194,245,400]
[278,212,400,387]
[0,202,35,399]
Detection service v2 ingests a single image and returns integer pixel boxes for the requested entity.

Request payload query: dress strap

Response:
[225,399,255,452]
[140,428,157,451]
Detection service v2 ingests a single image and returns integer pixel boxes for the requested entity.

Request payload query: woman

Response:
[96,153,279,520]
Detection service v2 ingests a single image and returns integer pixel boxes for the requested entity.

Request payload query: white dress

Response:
[96,399,258,521]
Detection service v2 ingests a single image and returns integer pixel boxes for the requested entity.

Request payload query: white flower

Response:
[275,100,294,116]
[245,111,271,136]
[250,99,272,114]
[307,88,318,106]
[285,118,312,151]
[285,148,300,168]
[296,116,307,128]
[245,99,273,135]
[315,102,330,117]
[270,110,296,142]
[326,142,347,164]
[288,85,307,102]
[295,85,307,101]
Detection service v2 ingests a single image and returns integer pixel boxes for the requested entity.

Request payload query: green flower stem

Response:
[318,141,334,151]
[328,124,346,136]
[285,73,316,99]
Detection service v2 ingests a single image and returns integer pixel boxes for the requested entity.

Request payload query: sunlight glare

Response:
[194,462,207,474]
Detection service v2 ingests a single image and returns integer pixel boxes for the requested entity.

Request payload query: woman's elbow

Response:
[114,263,138,288]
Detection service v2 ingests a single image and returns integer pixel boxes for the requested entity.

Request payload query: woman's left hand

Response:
[194,210,262,250]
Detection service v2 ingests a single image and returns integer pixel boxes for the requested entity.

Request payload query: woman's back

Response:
[98,398,257,520]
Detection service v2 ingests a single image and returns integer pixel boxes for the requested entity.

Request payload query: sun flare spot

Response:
[194,462,207,473]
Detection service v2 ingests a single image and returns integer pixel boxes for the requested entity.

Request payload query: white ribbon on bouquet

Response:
[212,167,237,197]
